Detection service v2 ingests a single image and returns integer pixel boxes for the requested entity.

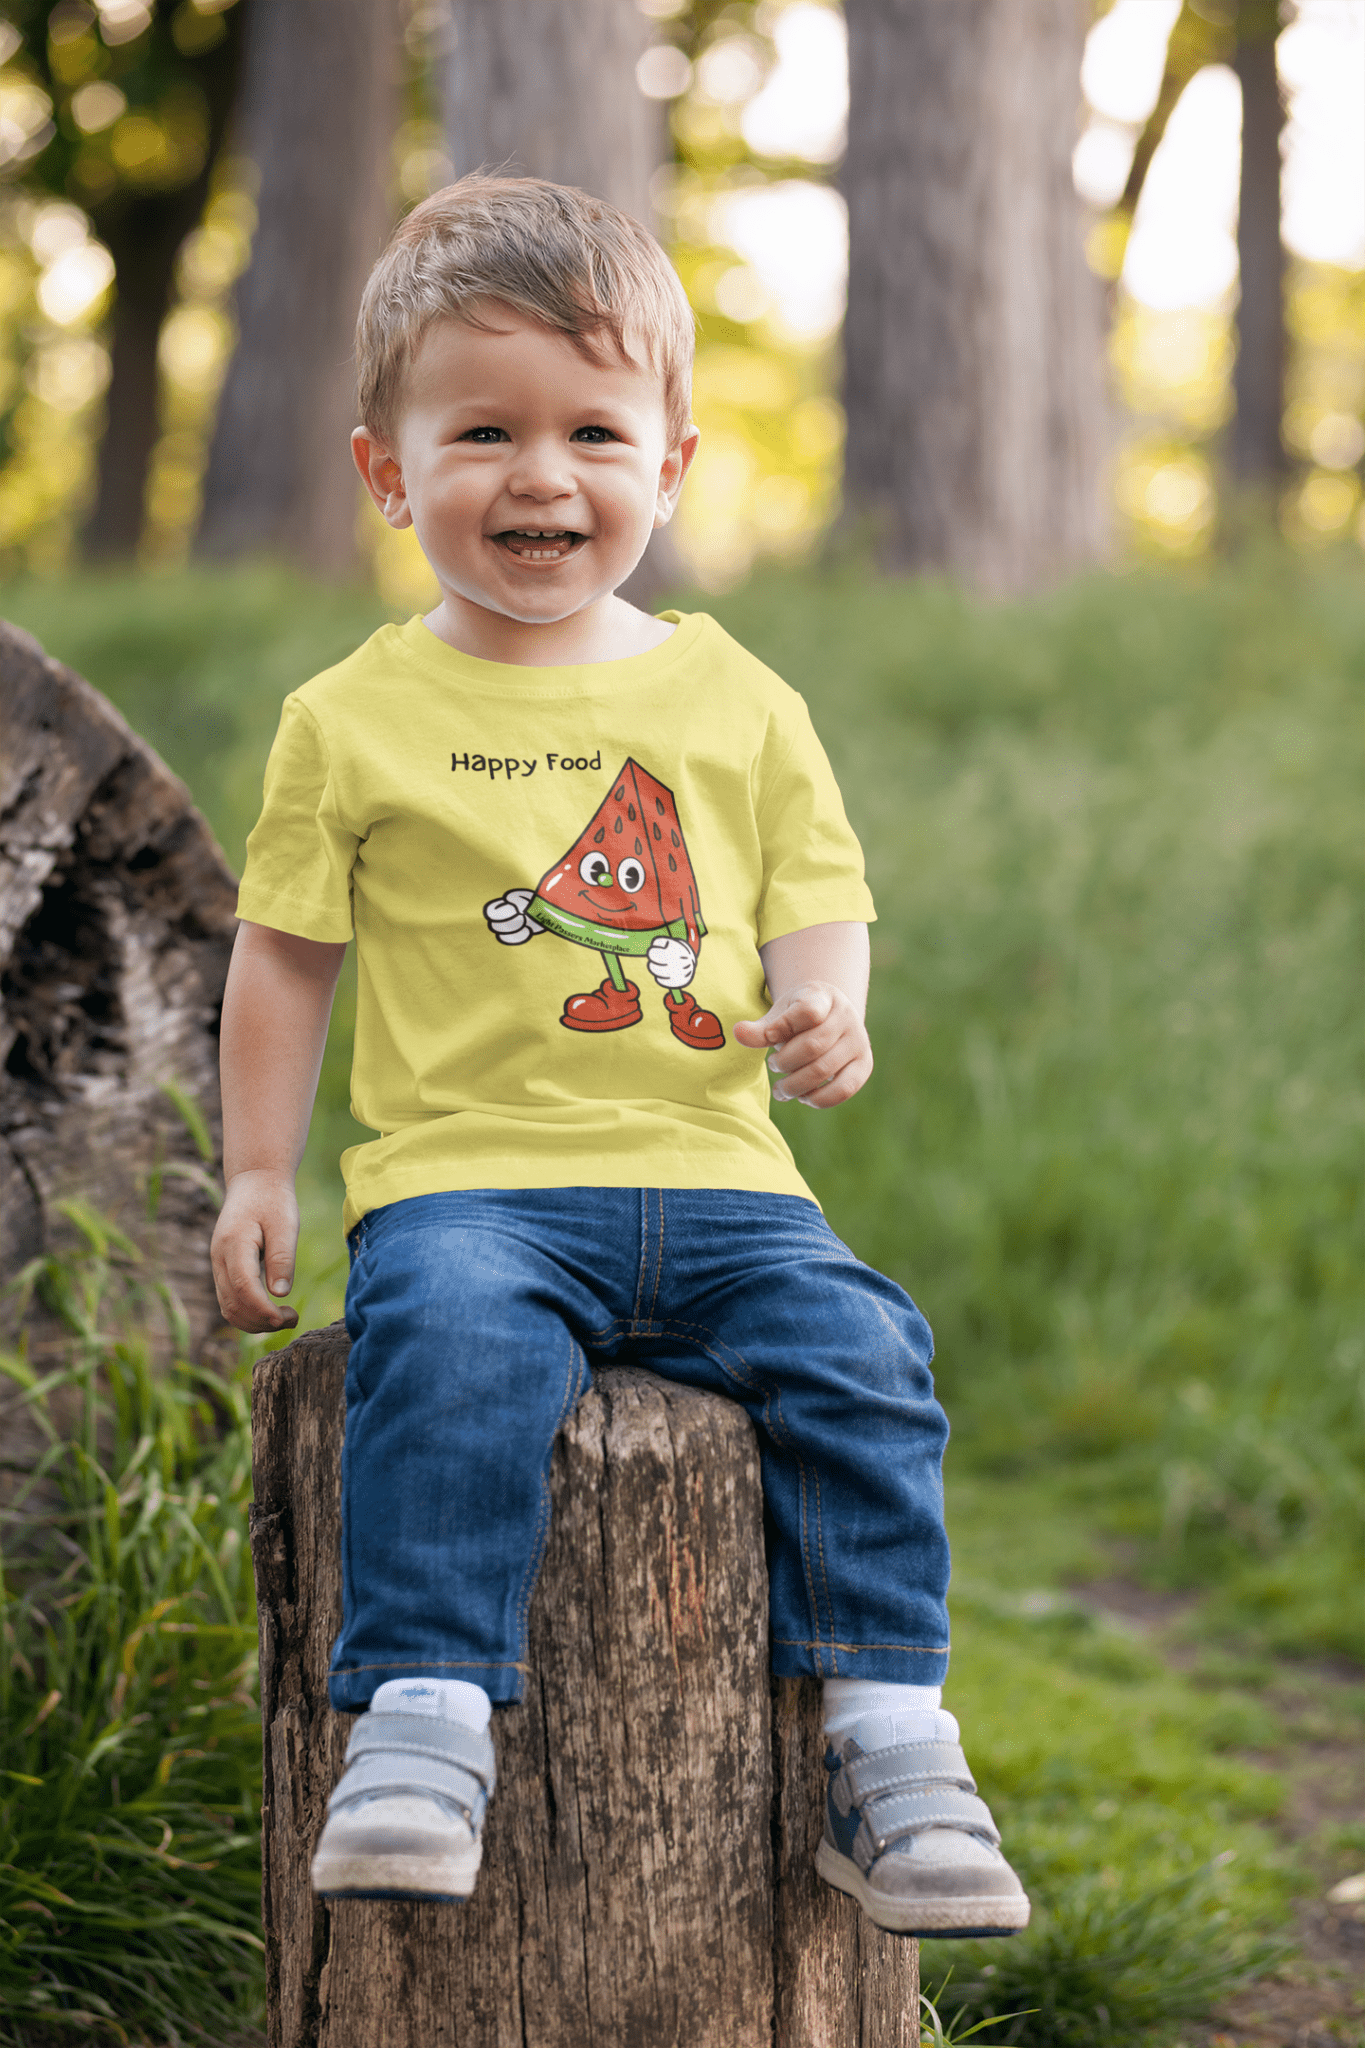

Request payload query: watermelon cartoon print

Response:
[482,759,725,1050]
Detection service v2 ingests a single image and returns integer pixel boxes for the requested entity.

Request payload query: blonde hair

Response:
[356,175,695,446]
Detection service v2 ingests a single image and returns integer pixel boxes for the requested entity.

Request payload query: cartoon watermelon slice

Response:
[528,759,707,957]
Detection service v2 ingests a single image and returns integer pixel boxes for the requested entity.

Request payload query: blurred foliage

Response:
[1,1200,267,2043]
[651,0,849,585]
[1107,262,1365,559]
[0,0,1361,582]
[0,0,244,566]
[1077,0,1364,559]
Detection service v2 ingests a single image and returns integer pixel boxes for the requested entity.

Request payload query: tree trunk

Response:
[841,0,1106,594]
[1231,6,1286,482]
[251,1329,920,2047]
[0,619,237,1498]
[82,230,172,559]
[437,0,680,607]
[0,619,236,1324]
[82,5,246,558]
[440,0,659,219]
[196,0,399,577]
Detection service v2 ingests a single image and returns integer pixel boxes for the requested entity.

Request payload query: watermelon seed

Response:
[668,854,677,871]
[652,823,661,840]
[627,804,636,821]
[593,826,605,844]
[635,837,643,854]
[671,830,680,847]
[614,817,623,833]
[615,786,625,800]
[656,798,665,814]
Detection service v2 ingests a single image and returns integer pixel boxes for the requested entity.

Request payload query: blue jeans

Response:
[329,1189,951,1711]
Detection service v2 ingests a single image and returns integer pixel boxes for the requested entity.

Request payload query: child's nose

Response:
[507,437,576,500]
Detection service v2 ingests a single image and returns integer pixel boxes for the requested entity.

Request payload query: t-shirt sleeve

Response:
[754,697,876,946]
[235,695,357,942]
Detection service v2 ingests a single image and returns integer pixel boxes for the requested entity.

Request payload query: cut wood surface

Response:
[0,618,236,1341]
[252,1323,920,2046]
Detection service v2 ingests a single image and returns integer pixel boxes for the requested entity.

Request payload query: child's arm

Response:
[735,921,873,1108]
[211,922,348,1333]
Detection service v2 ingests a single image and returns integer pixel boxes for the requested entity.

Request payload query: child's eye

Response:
[460,426,507,443]
[572,425,616,444]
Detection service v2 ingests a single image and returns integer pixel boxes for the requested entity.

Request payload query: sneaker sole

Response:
[815,1840,1031,1937]
[311,1847,480,1902]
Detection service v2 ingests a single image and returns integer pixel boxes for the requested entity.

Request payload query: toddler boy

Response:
[212,175,1028,1939]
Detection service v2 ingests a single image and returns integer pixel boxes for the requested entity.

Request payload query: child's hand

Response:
[734,981,874,1108]
[211,1169,302,1333]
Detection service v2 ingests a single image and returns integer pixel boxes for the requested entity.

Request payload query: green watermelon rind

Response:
[528,895,707,956]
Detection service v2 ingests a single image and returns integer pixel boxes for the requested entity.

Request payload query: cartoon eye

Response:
[617,857,645,892]
[579,853,613,886]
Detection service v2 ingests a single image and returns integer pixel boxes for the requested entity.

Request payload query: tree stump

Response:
[252,1324,920,2047]
[0,618,236,1337]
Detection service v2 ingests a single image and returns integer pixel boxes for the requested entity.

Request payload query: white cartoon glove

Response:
[646,936,696,989]
[483,888,544,945]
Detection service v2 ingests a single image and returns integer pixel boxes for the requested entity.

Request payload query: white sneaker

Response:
[815,1714,1030,1937]
[310,1680,495,1902]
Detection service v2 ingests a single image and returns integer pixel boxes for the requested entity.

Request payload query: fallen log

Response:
[0,617,237,1342]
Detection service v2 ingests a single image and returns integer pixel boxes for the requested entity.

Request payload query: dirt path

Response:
[1077,1580,1365,2048]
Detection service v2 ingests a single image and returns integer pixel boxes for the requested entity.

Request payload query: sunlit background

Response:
[0,0,1361,595]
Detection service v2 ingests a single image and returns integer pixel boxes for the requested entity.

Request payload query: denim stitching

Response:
[336,1657,532,1674]
[773,1639,950,1654]
[647,1189,665,1326]
[813,1469,838,1676]
[631,1190,650,1325]
[624,1312,832,1669]
[511,1330,585,1665]
[581,1308,845,1668]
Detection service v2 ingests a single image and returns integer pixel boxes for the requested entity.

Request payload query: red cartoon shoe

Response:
[667,991,725,1050]
[561,978,643,1032]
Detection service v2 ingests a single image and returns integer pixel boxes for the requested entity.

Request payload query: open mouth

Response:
[494,529,586,562]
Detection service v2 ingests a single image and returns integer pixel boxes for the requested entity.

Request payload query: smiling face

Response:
[353,308,698,648]
[576,848,648,917]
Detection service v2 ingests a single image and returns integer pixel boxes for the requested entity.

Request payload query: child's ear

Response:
[654,425,701,528]
[352,427,412,529]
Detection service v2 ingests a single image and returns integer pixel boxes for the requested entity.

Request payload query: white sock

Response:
[370,1676,492,1732]
[822,1678,956,1746]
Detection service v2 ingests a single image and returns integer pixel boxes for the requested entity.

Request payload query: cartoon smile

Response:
[578,888,637,918]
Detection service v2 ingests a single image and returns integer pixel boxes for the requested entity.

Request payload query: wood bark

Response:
[251,1326,919,2047]
[440,0,659,221]
[437,0,680,608]
[0,620,236,1522]
[0,619,235,1321]
[1231,5,1287,482]
[196,0,399,577]
[841,0,1106,594]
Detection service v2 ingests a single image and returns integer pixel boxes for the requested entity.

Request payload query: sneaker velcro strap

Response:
[859,1784,1001,1854]
[840,1740,977,1810]
[327,1747,490,1828]
[344,1713,495,1793]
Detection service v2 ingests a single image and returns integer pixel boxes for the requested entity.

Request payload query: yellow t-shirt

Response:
[236,610,876,1232]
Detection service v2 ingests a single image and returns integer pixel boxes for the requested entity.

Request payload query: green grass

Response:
[712,546,1364,1664]
[3,543,1361,2042]
[1,1206,267,2044]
